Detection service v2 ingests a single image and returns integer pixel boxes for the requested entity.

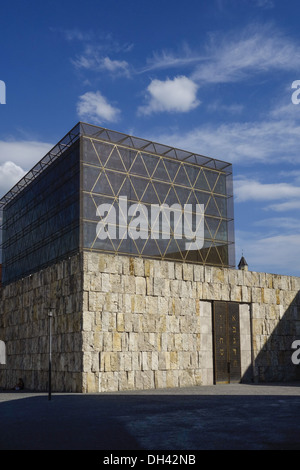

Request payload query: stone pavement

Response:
[1,383,300,450]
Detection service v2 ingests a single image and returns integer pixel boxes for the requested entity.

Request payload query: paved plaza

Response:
[1,383,300,450]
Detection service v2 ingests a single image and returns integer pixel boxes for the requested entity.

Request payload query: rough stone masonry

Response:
[0,251,300,392]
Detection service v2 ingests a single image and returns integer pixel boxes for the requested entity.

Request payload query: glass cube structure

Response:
[0,122,235,285]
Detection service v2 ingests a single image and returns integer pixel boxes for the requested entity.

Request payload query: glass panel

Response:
[128,152,149,178]
[204,170,219,191]
[2,142,80,284]
[174,165,191,187]
[152,159,172,182]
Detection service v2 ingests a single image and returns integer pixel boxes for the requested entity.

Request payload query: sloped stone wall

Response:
[0,254,83,391]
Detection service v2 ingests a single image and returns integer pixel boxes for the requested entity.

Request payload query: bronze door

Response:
[213,302,241,384]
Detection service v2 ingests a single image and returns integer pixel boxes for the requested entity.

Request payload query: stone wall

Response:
[81,253,300,392]
[0,254,83,392]
[0,251,299,393]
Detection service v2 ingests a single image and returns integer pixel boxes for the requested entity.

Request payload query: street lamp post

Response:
[48,310,53,401]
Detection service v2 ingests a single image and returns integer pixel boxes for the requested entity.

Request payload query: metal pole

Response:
[48,311,53,400]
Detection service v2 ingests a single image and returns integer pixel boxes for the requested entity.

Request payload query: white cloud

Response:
[192,23,300,84]
[0,140,52,169]
[0,140,53,199]
[138,76,200,115]
[144,24,300,86]
[236,231,300,276]
[141,44,205,73]
[101,57,130,77]
[254,217,300,231]
[234,179,300,203]
[267,200,300,212]
[254,0,274,9]
[207,100,244,114]
[0,162,26,198]
[234,177,300,214]
[73,54,130,77]
[150,117,300,164]
[77,91,121,123]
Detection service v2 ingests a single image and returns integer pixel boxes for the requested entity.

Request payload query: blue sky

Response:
[0,0,300,276]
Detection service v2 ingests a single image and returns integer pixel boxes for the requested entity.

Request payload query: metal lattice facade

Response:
[0,122,235,285]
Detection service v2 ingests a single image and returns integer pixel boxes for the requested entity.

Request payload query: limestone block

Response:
[94,331,103,350]
[144,259,154,278]
[196,282,203,299]
[158,297,169,316]
[146,277,154,295]
[198,350,213,369]
[134,258,144,277]
[146,296,158,315]
[110,274,122,293]
[230,285,242,302]
[153,277,164,296]
[202,282,217,300]
[142,370,155,389]
[112,332,122,351]
[241,286,251,303]
[166,370,179,388]
[122,275,136,294]
[178,369,194,387]
[183,263,193,281]
[199,301,212,318]
[200,332,213,352]
[131,351,141,370]
[89,274,102,292]
[167,262,175,280]
[88,291,105,311]
[127,371,135,389]
[119,352,132,371]
[174,333,183,351]
[142,332,157,351]
[82,311,94,332]
[132,295,146,314]
[151,352,159,370]
[199,316,211,335]
[175,263,182,280]
[136,276,146,295]
[128,332,139,352]
[194,265,204,282]
[116,313,125,332]
[154,370,167,388]
[101,273,111,293]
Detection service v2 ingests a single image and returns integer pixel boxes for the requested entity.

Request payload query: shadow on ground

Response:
[1,383,300,450]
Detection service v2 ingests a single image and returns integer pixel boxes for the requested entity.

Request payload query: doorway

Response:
[213,302,241,384]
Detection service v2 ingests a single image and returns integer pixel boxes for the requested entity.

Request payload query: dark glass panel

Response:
[214,195,228,218]
[206,196,221,217]
[84,139,113,167]
[140,182,160,205]
[174,165,191,187]
[194,171,210,192]
[214,173,227,195]
[129,175,149,201]
[153,181,171,205]
[204,170,219,191]
[141,153,160,178]
[105,146,127,172]
[127,152,148,178]
[152,159,171,182]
